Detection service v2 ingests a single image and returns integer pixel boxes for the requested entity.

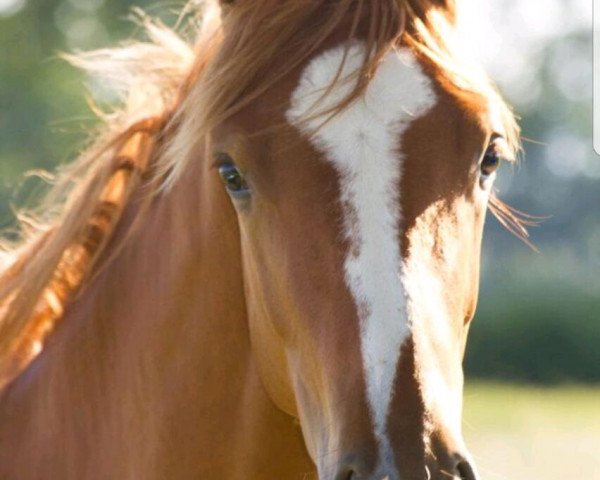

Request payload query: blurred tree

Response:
[0,0,165,226]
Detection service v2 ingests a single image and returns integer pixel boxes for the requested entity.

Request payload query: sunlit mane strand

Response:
[0,0,521,389]
[0,11,197,389]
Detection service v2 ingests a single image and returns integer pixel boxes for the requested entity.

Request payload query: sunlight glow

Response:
[0,0,26,17]
[457,0,591,92]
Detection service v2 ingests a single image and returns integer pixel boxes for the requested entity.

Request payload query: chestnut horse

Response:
[0,1,524,479]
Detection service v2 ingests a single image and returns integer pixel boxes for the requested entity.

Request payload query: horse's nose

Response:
[332,455,393,480]
[332,461,399,480]
[332,455,372,480]
[333,465,356,480]
[333,469,394,480]
[331,452,479,480]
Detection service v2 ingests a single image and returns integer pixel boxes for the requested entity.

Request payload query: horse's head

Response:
[205,2,518,479]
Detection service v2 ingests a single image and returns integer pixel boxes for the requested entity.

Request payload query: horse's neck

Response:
[0,158,311,479]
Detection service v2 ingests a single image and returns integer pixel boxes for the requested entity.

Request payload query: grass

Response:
[463,382,600,480]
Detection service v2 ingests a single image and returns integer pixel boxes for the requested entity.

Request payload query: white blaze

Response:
[286,42,436,472]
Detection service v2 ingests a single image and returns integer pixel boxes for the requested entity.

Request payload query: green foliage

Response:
[467,284,600,384]
[0,0,160,227]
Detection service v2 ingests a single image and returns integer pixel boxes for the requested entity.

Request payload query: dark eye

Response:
[480,145,501,177]
[217,158,249,196]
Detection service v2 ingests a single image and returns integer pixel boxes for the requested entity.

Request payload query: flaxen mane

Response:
[0,0,523,389]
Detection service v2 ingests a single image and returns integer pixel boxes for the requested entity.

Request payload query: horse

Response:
[0,1,527,479]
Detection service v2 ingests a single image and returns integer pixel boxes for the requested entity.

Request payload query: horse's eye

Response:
[218,162,249,195]
[480,146,501,177]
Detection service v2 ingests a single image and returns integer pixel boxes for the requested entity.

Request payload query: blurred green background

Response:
[456,0,599,387]
[0,0,598,477]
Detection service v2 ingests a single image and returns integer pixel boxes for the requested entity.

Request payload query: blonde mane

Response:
[0,0,521,389]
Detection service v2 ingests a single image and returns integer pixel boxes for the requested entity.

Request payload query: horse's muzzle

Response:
[332,453,479,480]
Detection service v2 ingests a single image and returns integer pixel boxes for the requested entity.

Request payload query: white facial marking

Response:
[287,42,436,472]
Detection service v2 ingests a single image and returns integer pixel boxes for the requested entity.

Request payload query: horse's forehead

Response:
[286,42,437,144]
[282,42,493,183]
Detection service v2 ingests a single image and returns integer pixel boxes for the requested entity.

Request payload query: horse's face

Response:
[209,41,507,480]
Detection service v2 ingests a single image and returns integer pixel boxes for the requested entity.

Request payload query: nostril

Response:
[334,454,372,480]
[456,459,478,480]
[334,466,356,480]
